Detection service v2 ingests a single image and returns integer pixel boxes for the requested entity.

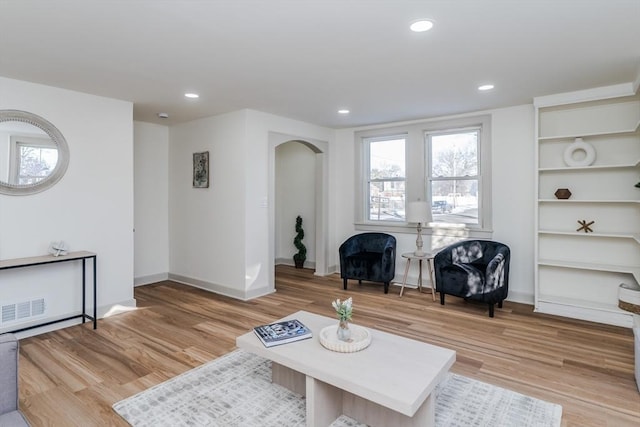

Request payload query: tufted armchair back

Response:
[434,239,510,317]
[339,233,396,294]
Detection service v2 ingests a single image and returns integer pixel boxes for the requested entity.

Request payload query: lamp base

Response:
[414,223,425,257]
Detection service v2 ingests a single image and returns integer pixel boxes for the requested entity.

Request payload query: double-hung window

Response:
[427,127,481,226]
[357,115,491,233]
[364,135,406,222]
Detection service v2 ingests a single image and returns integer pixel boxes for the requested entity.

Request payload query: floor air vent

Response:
[1,298,45,324]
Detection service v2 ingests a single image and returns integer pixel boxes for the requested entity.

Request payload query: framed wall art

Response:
[193,151,209,188]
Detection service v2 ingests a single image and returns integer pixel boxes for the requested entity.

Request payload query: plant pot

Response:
[294,258,305,269]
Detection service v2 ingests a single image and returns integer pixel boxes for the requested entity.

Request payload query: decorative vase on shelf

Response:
[337,319,351,341]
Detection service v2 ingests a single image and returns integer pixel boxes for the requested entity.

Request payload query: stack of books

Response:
[253,319,312,347]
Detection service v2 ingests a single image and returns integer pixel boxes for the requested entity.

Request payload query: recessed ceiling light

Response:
[478,84,494,91]
[184,93,199,99]
[338,109,350,114]
[410,20,434,33]
[157,112,169,119]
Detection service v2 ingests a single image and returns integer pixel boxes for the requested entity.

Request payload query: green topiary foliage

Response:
[293,215,306,263]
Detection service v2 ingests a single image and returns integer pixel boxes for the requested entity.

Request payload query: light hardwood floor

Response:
[16,265,640,426]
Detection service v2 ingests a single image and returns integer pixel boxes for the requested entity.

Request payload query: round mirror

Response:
[0,110,69,195]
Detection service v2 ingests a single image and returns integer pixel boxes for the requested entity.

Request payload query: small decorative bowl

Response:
[319,324,372,353]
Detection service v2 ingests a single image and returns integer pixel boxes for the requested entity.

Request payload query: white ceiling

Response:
[1,0,639,128]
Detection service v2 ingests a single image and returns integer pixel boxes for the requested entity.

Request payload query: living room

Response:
[1,1,639,426]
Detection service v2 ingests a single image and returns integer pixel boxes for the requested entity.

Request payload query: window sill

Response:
[354,222,493,239]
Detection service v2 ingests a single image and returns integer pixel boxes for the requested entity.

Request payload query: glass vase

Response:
[337,319,351,341]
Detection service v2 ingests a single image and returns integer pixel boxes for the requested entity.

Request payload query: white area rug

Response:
[113,349,562,427]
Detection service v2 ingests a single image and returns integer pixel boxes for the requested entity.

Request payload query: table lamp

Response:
[406,201,432,256]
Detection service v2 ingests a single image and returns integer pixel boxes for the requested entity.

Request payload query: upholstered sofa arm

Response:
[0,334,29,427]
[0,334,19,415]
[0,333,30,426]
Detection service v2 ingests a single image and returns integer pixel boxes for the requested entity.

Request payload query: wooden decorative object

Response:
[576,220,594,233]
[554,188,572,199]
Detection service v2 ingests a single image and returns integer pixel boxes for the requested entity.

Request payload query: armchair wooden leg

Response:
[489,304,495,318]
[384,282,389,294]
[498,300,503,309]
[343,278,348,290]
[440,292,445,305]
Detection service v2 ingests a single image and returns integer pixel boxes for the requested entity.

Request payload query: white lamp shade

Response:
[406,201,432,224]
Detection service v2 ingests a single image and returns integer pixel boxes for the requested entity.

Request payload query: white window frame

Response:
[9,135,57,185]
[426,126,482,227]
[362,134,407,224]
[355,115,492,237]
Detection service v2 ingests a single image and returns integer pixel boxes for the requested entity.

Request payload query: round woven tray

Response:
[319,324,372,353]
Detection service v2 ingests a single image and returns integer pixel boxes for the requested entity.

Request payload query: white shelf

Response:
[537,120,640,141]
[538,259,640,282]
[538,199,640,204]
[538,160,640,172]
[538,230,640,244]
[535,86,640,327]
[538,294,623,313]
[535,298,632,328]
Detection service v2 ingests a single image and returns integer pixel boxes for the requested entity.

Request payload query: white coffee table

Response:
[236,310,456,427]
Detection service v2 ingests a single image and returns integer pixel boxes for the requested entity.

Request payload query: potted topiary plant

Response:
[293,215,306,268]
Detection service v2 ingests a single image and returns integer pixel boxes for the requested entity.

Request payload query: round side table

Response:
[400,252,436,301]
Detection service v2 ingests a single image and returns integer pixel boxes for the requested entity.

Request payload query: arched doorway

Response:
[269,132,328,280]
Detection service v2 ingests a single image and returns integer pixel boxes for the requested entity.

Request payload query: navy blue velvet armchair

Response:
[434,240,510,317]
[339,233,396,294]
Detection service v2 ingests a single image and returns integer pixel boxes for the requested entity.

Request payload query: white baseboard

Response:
[506,290,534,305]
[168,273,273,301]
[134,272,169,287]
[276,258,316,269]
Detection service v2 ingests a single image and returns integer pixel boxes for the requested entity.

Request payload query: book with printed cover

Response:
[253,319,312,347]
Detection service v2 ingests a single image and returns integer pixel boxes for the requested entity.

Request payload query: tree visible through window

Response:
[366,136,406,222]
[357,115,489,231]
[428,129,480,225]
[17,142,58,185]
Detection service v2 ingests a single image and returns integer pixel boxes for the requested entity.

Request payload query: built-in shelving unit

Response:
[534,83,640,328]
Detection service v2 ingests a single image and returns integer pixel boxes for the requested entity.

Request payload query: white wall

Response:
[168,111,248,298]
[166,109,333,300]
[275,141,317,266]
[245,110,333,296]
[142,103,535,304]
[489,104,535,302]
[134,121,169,285]
[333,104,536,303]
[145,103,535,303]
[0,76,135,335]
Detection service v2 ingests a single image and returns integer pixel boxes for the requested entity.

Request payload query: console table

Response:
[0,251,97,333]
